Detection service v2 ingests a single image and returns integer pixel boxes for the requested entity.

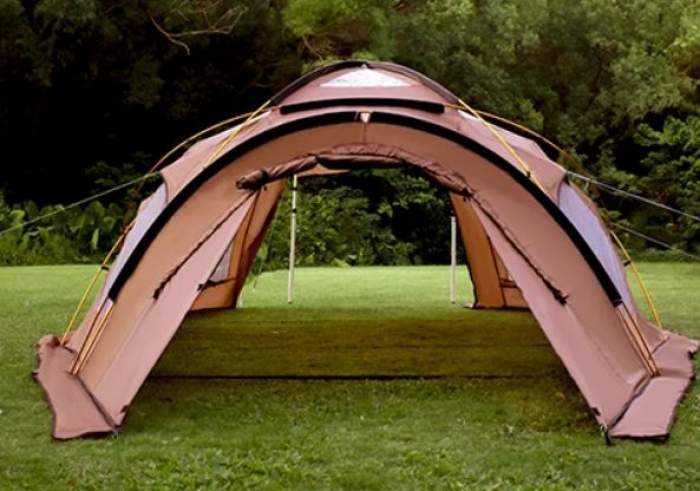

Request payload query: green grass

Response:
[0,263,699,489]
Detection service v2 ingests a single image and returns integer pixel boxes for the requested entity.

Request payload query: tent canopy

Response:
[34,60,697,441]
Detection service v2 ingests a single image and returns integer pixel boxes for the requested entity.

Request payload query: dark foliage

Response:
[0,0,698,264]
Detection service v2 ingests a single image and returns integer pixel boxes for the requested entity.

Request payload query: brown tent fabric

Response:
[191,180,285,311]
[35,60,697,441]
[450,193,527,309]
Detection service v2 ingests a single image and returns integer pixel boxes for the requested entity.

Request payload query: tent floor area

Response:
[3,263,700,488]
[157,266,558,379]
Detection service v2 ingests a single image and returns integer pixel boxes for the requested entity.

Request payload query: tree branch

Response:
[150,15,191,55]
[148,1,247,55]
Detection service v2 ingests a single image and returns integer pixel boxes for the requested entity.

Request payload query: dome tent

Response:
[34,60,697,440]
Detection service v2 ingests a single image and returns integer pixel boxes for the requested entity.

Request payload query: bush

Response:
[0,193,124,265]
[251,168,461,272]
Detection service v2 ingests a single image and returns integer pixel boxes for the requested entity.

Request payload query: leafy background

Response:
[1,0,698,265]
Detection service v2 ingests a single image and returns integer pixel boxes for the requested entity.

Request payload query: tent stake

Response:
[450,214,457,304]
[287,174,298,304]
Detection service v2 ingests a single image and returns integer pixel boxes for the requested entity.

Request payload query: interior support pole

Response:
[450,214,457,304]
[287,174,298,304]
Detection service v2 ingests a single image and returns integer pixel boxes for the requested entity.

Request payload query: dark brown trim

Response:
[108,110,623,306]
[280,98,445,115]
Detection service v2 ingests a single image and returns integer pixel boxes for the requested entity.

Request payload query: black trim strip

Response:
[370,112,622,304]
[108,110,622,305]
[108,112,358,298]
[280,98,445,115]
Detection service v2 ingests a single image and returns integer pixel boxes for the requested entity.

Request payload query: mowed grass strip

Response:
[0,264,699,489]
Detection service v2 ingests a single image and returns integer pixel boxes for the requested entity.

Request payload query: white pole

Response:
[287,174,298,304]
[450,214,457,304]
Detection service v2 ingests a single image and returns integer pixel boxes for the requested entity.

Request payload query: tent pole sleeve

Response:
[450,214,457,304]
[288,174,298,304]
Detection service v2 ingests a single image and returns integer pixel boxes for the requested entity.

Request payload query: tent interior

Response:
[191,161,527,313]
[34,60,697,442]
[157,166,531,380]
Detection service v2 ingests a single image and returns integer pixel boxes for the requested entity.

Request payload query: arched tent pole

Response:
[461,106,665,331]
[288,174,298,304]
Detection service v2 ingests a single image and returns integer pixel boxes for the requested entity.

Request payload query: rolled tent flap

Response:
[235,143,471,196]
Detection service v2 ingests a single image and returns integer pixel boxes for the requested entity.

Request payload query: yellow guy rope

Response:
[616,303,660,375]
[448,100,547,193]
[473,110,587,174]
[610,231,663,330]
[61,103,276,347]
[204,99,273,167]
[466,106,664,331]
[70,303,115,375]
[59,222,133,346]
[132,106,277,198]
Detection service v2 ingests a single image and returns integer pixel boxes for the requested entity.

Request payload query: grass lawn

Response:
[1,263,699,489]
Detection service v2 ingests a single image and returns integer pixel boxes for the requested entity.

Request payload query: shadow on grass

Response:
[153,305,564,380]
